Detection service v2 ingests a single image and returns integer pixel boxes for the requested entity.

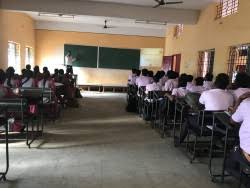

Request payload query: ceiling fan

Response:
[103,20,115,29]
[153,0,183,8]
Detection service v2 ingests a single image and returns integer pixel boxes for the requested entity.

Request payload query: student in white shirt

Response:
[172,74,188,98]
[136,69,151,87]
[4,67,16,88]
[145,76,161,94]
[203,73,214,90]
[128,69,137,85]
[148,70,154,84]
[226,92,250,173]
[187,77,205,94]
[38,71,55,90]
[158,71,168,86]
[180,73,234,143]
[185,75,194,91]
[164,71,178,92]
[230,72,250,102]
[21,70,34,88]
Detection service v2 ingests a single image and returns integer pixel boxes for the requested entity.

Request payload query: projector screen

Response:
[140,48,164,68]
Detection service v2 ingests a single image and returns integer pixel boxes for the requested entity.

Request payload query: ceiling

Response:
[2,0,220,37]
[89,0,219,10]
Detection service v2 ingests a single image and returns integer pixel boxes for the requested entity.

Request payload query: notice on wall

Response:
[140,48,164,68]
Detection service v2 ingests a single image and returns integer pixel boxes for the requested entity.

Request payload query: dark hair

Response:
[148,71,154,77]
[178,74,188,87]
[132,69,137,74]
[59,69,64,75]
[26,64,31,70]
[186,75,194,82]
[141,69,148,76]
[195,77,204,86]
[153,76,159,83]
[43,67,48,73]
[54,69,59,74]
[5,67,15,87]
[214,73,229,90]
[136,69,141,76]
[167,71,176,79]
[235,72,250,88]
[0,69,6,84]
[67,50,72,55]
[205,73,213,81]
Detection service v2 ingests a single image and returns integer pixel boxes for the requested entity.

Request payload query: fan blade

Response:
[153,4,161,8]
[165,1,183,4]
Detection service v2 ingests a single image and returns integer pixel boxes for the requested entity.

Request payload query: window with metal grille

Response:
[25,46,34,67]
[227,44,250,82]
[8,41,21,74]
[197,49,215,77]
[173,24,184,38]
[216,0,239,19]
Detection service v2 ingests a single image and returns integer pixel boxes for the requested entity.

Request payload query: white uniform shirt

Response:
[186,82,194,91]
[4,79,15,88]
[199,89,234,111]
[187,85,205,94]
[128,74,137,85]
[203,81,214,90]
[38,79,51,89]
[172,87,188,98]
[21,78,34,88]
[164,79,178,92]
[159,76,168,86]
[231,88,250,101]
[232,98,250,154]
[136,76,151,87]
[145,82,161,94]
[65,55,75,66]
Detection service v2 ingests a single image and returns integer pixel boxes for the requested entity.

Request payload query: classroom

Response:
[0,0,250,187]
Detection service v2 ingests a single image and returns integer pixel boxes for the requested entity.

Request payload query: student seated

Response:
[147,70,154,83]
[163,71,178,92]
[0,70,15,98]
[158,71,168,87]
[4,67,17,88]
[187,77,205,94]
[186,75,194,90]
[230,72,250,102]
[21,70,35,88]
[136,69,151,87]
[203,73,214,90]
[33,65,43,86]
[180,73,234,142]
[145,76,161,94]
[172,74,188,98]
[226,92,250,176]
[38,71,55,90]
[128,69,137,85]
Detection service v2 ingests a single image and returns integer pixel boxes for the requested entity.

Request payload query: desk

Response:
[0,115,9,181]
[209,112,238,182]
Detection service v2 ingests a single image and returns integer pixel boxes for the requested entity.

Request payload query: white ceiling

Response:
[89,0,219,10]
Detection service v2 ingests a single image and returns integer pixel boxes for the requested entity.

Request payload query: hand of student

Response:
[232,92,250,114]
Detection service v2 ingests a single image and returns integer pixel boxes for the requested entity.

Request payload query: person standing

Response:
[65,50,76,74]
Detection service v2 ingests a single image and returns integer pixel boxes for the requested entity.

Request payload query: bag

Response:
[29,104,38,114]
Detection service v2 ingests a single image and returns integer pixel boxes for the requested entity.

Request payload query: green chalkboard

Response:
[64,44,98,68]
[99,47,140,70]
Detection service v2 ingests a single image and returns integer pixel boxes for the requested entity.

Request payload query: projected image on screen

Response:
[140,48,164,67]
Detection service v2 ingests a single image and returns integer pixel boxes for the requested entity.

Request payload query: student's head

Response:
[132,69,137,74]
[148,71,154,78]
[195,77,204,86]
[43,71,51,80]
[186,75,194,82]
[6,67,15,78]
[59,69,64,75]
[34,65,40,73]
[21,69,26,76]
[234,72,250,88]
[43,67,48,74]
[0,70,6,84]
[167,71,176,79]
[178,74,188,87]
[153,76,159,83]
[159,71,165,78]
[26,64,31,70]
[214,73,230,90]
[136,69,141,76]
[204,73,213,81]
[141,69,148,76]
[54,69,59,75]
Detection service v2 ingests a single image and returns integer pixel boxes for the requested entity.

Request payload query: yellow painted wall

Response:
[36,30,165,85]
[0,10,35,71]
[165,0,250,77]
